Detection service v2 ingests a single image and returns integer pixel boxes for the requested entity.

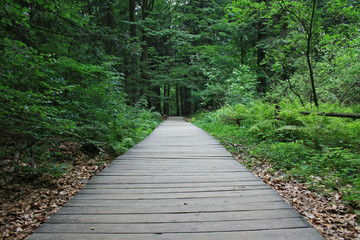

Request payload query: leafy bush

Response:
[108,106,161,154]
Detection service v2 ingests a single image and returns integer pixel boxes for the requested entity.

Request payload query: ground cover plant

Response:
[193,101,360,239]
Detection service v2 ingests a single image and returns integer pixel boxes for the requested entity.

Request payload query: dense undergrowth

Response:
[0,102,161,186]
[193,101,360,215]
[0,103,161,239]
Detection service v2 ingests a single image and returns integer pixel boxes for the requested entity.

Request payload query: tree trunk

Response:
[154,86,161,112]
[306,0,319,107]
[163,85,166,114]
[256,21,267,93]
[180,86,184,116]
[166,84,170,115]
[140,0,156,104]
[129,0,136,38]
[183,87,191,116]
[163,84,170,115]
[176,85,180,116]
[126,0,139,103]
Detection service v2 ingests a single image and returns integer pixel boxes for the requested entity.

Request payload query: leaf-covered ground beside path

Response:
[0,142,115,240]
[235,150,360,240]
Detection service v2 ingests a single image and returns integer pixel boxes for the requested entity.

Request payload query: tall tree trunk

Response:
[256,21,266,94]
[180,86,184,116]
[306,0,319,107]
[176,86,180,116]
[163,85,166,114]
[279,0,319,107]
[166,84,170,115]
[163,84,170,115]
[140,0,155,104]
[105,3,114,54]
[154,86,161,112]
[129,0,136,38]
[183,87,191,116]
[126,0,139,103]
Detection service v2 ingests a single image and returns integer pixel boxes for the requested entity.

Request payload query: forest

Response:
[1,0,360,239]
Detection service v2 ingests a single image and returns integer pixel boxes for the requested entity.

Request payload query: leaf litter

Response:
[235,152,360,240]
[0,142,114,240]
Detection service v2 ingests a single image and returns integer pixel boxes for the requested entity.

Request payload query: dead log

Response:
[300,111,360,119]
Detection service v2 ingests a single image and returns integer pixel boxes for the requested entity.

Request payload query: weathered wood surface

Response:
[29,117,323,240]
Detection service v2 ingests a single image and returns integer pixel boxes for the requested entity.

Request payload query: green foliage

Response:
[255,141,312,170]
[193,101,360,208]
[108,106,161,154]
[0,0,162,177]
[0,38,77,141]
[228,0,360,106]
[201,65,258,107]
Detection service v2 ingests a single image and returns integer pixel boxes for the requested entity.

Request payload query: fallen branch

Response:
[300,111,360,119]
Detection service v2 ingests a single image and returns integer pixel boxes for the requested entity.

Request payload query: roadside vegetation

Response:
[194,101,360,208]
[193,101,360,238]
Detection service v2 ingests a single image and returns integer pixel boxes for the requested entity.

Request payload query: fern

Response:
[247,119,281,139]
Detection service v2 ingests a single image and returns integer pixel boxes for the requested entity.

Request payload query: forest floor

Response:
[0,141,359,240]
[234,150,360,240]
[0,142,115,240]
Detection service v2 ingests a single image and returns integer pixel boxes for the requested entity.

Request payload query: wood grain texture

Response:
[29,117,323,240]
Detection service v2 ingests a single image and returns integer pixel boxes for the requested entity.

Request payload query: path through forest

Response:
[29,117,323,239]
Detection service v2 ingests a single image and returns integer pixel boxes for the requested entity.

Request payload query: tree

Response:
[277,0,319,106]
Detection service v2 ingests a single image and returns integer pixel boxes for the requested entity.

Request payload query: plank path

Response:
[29,117,323,240]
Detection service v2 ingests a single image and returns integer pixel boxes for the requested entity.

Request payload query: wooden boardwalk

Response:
[29,117,323,240]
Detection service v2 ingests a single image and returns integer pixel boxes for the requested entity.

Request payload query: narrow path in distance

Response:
[29,117,323,240]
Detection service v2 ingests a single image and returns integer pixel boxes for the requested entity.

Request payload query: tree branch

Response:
[279,0,309,33]
[339,78,360,105]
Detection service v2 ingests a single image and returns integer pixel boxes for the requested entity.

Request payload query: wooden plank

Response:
[35,217,311,233]
[28,228,324,240]
[97,172,253,177]
[79,185,270,193]
[99,166,242,171]
[108,162,240,166]
[46,209,300,223]
[33,218,311,233]
[71,189,279,200]
[110,158,237,162]
[87,175,260,184]
[82,181,268,189]
[125,148,231,151]
[65,195,283,207]
[55,201,294,214]
[98,169,249,174]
